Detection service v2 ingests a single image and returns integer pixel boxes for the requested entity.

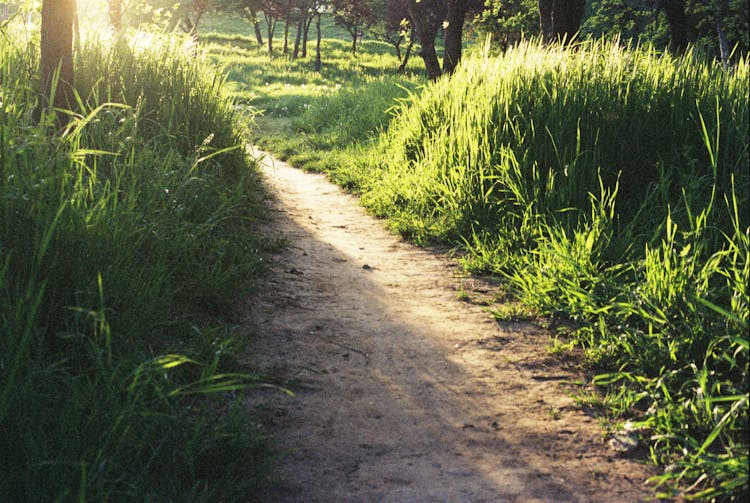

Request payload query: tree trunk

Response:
[283,11,290,55]
[266,14,276,55]
[397,29,415,73]
[351,25,358,55]
[249,9,263,47]
[714,0,730,66]
[405,0,444,80]
[293,0,311,59]
[302,13,313,57]
[539,0,554,43]
[40,0,76,115]
[443,0,468,74]
[554,0,585,42]
[540,0,584,44]
[394,35,403,62]
[293,12,305,58]
[662,0,688,52]
[314,13,322,72]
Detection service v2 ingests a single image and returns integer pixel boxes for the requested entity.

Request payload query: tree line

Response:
[21,0,750,120]
[150,0,748,79]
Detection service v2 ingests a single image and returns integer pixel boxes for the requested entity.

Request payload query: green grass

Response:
[198,11,427,178]
[0,29,277,500]
[221,27,748,499]
[351,40,747,499]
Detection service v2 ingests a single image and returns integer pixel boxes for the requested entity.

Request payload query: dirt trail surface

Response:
[244,150,656,502]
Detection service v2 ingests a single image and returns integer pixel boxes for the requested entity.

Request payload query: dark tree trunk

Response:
[539,0,554,43]
[662,0,688,52]
[394,35,403,61]
[302,13,313,57]
[405,0,444,80]
[314,13,322,72]
[397,28,416,73]
[443,0,468,74]
[539,0,585,44]
[40,0,76,115]
[714,0,730,66]
[293,10,306,58]
[293,0,311,59]
[554,0,585,42]
[283,7,291,55]
[266,14,276,55]
[351,25,358,54]
[249,9,263,47]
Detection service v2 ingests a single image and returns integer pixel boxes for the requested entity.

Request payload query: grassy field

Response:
[0,25,277,500]
[200,13,428,176]
[202,13,748,501]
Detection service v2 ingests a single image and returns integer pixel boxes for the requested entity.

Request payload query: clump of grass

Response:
[347,39,748,499]
[0,32,275,500]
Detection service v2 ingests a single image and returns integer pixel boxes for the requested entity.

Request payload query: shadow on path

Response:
[243,150,655,502]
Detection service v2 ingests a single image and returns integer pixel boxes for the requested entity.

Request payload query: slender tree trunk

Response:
[40,0,76,115]
[302,14,313,57]
[266,14,276,55]
[314,13,322,72]
[283,4,291,55]
[443,0,468,74]
[351,26,358,55]
[249,9,263,47]
[662,0,688,52]
[714,0,730,66]
[397,29,415,73]
[293,4,309,59]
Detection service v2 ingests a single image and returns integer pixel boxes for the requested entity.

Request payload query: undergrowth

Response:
[0,32,275,500]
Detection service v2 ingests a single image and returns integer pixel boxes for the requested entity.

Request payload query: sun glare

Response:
[76,0,109,29]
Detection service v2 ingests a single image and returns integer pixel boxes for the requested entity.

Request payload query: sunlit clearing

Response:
[76,0,109,27]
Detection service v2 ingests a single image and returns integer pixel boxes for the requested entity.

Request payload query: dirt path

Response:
[244,150,656,502]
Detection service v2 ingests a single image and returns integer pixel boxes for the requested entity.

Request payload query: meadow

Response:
[204,14,748,500]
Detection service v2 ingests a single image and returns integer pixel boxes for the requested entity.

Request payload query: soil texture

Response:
[244,150,657,502]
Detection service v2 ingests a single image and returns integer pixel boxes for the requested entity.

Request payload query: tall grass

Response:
[0,32,275,500]
[198,18,747,498]
[344,40,747,499]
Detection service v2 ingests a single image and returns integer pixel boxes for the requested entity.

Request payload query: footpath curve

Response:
[244,149,656,502]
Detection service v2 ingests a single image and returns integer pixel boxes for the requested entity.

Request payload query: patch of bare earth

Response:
[243,150,658,502]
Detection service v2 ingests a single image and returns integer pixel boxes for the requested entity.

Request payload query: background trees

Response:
[332,0,377,54]
[370,0,416,72]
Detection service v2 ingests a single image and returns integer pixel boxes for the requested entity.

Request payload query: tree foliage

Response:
[331,0,378,54]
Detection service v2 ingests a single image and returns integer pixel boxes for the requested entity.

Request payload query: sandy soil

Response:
[244,149,657,502]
